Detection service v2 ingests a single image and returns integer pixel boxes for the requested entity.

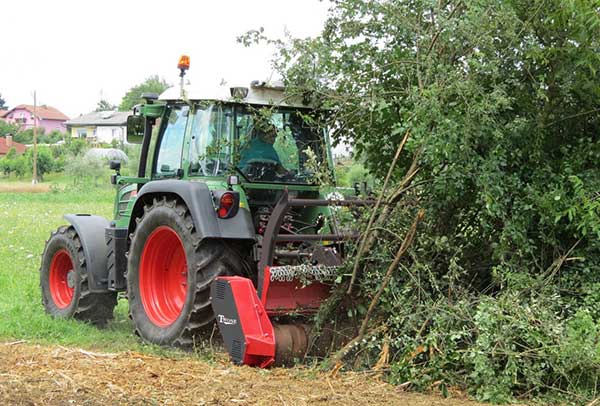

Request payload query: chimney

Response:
[6,134,12,148]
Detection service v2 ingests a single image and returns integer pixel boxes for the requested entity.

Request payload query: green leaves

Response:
[118,76,169,112]
[269,0,600,402]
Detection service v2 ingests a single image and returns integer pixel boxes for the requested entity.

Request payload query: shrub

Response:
[64,155,110,189]
[65,138,88,157]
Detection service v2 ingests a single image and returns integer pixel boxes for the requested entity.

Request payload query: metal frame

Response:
[257,189,374,295]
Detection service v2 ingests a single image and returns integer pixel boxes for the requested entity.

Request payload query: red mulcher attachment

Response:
[211,189,373,367]
[210,277,276,367]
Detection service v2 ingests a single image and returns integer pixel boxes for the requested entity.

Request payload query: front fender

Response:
[132,180,255,242]
[63,214,110,293]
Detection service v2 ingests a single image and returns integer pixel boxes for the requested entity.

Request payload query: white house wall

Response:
[96,126,126,143]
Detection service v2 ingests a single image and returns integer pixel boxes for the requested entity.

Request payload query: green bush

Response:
[27,147,55,181]
[41,130,65,144]
[0,121,19,137]
[65,138,88,156]
[10,157,27,178]
[64,155,110,189]
[268,0,600,403]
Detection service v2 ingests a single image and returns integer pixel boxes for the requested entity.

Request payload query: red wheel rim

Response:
[49,249,75,309]
[139,226,188,327]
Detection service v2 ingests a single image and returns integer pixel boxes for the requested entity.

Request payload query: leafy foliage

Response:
[335,158,375,189]
[1,147,61,181]
[95,99,117,112]
[0,93,7,110]
[118,75,169,112]
[64,155,110,188]
[260,0,600,402]
[0,120,19,137]
[12,129,65,145]
[0,134,88,181]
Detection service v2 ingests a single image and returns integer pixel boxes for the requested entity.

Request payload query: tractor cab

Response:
[185,95,328,185]
[126,81,333,186]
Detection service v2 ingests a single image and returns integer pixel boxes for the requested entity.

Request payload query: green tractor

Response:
[40,57,369,366]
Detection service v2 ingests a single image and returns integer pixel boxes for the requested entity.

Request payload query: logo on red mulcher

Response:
[217,314,237,325]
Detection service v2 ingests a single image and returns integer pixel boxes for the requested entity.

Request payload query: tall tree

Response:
[118,76,169,111]
[0,93,7,110]
[271,0,600,278]
[95,99,117,112]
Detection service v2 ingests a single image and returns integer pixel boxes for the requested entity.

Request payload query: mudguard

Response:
[63,214,110,293]
[134,180,255,241]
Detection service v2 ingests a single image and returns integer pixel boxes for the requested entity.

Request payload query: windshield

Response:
[235,107,326,184]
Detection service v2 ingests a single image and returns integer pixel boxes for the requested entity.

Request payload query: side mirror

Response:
[126,115,144,144]
[109,160,121,171]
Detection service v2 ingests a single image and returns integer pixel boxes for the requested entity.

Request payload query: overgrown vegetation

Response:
[250,0,600,403]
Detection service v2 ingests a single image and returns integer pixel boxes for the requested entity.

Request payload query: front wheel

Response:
[40,226,117,326]
[127,197,248,347]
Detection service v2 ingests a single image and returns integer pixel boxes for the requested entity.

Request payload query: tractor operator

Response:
[238,123,283,169]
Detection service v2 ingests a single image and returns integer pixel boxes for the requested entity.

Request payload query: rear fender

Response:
[63,214,110,293]
[131,180,255,242]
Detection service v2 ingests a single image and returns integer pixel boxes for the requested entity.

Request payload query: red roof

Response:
[0,109,7,118]
[10,104,69,121]
[0,137,26,155]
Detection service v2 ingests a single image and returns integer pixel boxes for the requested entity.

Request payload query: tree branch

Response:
[332,209,425,364]
[347,129,411,294]
[424,1,463,58]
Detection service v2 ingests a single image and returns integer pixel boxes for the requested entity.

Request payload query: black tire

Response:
[127,196,248,347]
[40,225,118,326]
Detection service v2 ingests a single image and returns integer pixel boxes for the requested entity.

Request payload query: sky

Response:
[0,0,330,118]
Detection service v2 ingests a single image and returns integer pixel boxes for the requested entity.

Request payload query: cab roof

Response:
[158,81,311,109]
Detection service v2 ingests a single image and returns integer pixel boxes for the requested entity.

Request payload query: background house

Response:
[2,105,69,133]
[65,111,129,144]
[0,135,26,157]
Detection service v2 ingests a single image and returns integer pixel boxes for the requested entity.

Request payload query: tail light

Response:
[218,192,237,218]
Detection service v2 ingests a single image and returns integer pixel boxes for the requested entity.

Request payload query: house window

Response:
[77,129,87,138]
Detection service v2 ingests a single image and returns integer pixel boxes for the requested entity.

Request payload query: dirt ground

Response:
[0,183,51,193]
[0,341,489,406]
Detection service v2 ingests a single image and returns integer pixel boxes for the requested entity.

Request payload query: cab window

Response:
[188,104,232,176]
[154,105,189,177]
[235,107,323,184]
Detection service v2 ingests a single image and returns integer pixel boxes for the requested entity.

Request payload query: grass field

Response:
[0,177,185,356]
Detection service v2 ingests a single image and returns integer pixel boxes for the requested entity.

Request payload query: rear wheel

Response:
[127,196,248,347]
[40,226,117,326]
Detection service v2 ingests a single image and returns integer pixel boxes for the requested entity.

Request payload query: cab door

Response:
[152,105,190,178]
[186,103,233,178]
